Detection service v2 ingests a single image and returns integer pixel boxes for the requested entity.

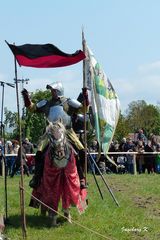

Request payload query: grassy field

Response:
[0,173,160,240]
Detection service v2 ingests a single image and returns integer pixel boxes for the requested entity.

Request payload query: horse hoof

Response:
[68,217,72,224]
[64,213,72,224]
[51,222,60,227]
[41,211,46,217]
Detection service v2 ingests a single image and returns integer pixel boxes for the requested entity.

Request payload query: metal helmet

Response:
[46,81,64,97]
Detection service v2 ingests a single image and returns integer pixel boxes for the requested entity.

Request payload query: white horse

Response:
[29,121,87,226]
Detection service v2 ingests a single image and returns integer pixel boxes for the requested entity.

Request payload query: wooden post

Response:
[82,29,88,181]
[133,154,137,175]
[14,56,27,238]
[2,160,4,177]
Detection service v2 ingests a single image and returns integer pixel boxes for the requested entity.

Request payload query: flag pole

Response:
[82,28,88,183]
[14,55,27,239]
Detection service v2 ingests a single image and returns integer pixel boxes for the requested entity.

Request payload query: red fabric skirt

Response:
[30,150,87,213]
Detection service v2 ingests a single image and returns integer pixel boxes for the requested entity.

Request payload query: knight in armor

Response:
[21,81,89,189]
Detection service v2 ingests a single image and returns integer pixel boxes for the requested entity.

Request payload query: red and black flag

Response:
[6,41,86,68]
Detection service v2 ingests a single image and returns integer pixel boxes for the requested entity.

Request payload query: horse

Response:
[29,121,87,226]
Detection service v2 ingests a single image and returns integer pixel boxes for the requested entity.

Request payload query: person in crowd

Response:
[116,154,127,174]
[119,137,127,152]
[135,140,145,174]
[124,137,135,152]
[108,140,120,173]
[10,141,30,177]
[144,140,155,174]
[23,138,34,154]
[12,140,20,154]
[11,140,20,174]
[22,138,35,174]
[137,129,147,144]
[21,81,89,189]
[97,154,107,175]
[5,141,15,176]
[149,133,160,151]
[155,144,160,173]
[88,139,99,174]
[126,149,134,174]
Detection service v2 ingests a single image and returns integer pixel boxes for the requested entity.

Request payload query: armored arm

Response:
[21,88,31,107]
[82,87,89,107]
[21,88,36,112]
[67,98,82,114]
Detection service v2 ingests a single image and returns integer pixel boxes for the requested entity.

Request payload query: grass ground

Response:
[0,173,160,240]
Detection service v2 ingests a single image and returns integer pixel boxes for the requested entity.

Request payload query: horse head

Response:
[46,121,71,168]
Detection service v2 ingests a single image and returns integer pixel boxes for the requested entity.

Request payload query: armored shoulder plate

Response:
[36,99,48,109]
[67,99,82,109]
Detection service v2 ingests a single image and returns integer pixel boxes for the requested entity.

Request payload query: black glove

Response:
[21,88,29,96]
[82,87,89,106]
[21,88,31,107]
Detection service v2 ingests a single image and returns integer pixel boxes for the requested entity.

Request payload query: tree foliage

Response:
[4,93,160,144]
[4,89,51,142]
[125,100,160,137]
[114,112,130,141]
[24,89,51,143]
[114,100,160,141]
[3,107,19,140]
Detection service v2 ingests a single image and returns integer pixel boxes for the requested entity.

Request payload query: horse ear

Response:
[59,118,63,123]
[46,119,51,126]
[50,122,53,126]
[46,121,52,132]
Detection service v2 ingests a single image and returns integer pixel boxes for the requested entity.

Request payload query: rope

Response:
[23,186,117,240]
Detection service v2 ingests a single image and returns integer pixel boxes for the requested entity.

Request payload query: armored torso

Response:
[48,105,71,127]
[36,97,81,128]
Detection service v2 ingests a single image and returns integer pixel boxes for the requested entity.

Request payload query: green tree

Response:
[114,112,130,141]
[125,100,160,137]
[141,104,160,137]
[126,100,147,133]
[4,107,18,128]
[3,107,19,140]
[24,89,51,143]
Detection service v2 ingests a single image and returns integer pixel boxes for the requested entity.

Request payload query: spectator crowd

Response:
[88,129,160,175]
[0,129,160,177]
[0,138,35,177]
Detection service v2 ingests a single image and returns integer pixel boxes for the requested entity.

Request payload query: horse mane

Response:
[46,120,66,135]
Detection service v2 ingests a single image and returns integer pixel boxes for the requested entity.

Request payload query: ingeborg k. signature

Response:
[121,226,148,233]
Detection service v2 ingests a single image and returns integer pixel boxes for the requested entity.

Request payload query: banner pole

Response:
[14,55,27,239]
[88,151,120,207]
[82,28,88,183]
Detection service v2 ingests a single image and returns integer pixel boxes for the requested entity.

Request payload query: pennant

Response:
[85,45,120,158]
[6,41,85,68]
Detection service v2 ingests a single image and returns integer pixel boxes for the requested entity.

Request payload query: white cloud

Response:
[113,62,160,113]
[26,69,83,99]
[138,61,160,74]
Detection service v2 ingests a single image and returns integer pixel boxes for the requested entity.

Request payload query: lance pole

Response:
[14,56,27,238]
[0,81,14,223]
[82,29,88,183]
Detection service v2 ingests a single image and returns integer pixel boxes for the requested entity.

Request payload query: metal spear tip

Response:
[5,83,15,88]
[0,81,15,88]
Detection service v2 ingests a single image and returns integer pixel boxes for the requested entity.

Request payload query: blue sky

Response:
[1,0,160,114]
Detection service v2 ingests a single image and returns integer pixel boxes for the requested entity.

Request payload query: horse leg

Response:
[40,205,47,216]
[63,209,72,223]
[48,210,58,227]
